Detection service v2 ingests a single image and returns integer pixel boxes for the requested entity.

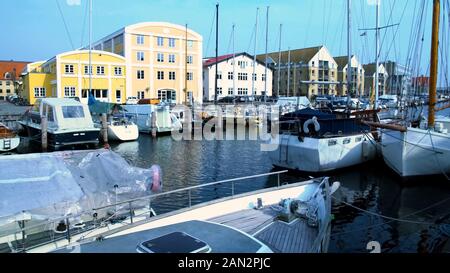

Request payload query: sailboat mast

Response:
[374,0,380,109]
[264,6,269,103]
[277,24,282,97]
[232,24,236,97]
[89,0,92,98]
[428,0,440,128]
[346,0,352,108]
[252,8,259,99]
[214,3,219,104]
[185,23,188,104]
[287,47,291,97]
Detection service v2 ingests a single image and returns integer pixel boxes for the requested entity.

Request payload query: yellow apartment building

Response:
[22,50,126,105]
[89,22,203,105]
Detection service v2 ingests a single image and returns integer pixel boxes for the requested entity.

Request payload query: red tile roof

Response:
[203,54,235,67]
[0,61,30,80]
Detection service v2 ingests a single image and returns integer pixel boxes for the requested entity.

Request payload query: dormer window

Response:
[4,72,11,79]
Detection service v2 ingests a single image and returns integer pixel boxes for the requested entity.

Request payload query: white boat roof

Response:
[38,98,86,107]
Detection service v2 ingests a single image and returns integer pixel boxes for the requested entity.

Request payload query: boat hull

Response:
[0,136,20,152]
[268,134,376,172]
[107,124,139,142]
[381,127,450,177]
[20,123,99,149]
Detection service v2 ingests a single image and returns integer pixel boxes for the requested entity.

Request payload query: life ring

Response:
[303,116,320,134]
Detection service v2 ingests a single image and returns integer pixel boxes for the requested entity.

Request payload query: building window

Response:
[217,87,223,95]
[186,72,193,81]
[169,71,176,80]
[65,64,74,74]
[6,89,11,94]
[157,53,164,62]
[228,88,233,95]
[137,70,145,79]
[137,51,145,61]
[6,81,10,86]
[238,73,248,81]
[187,55,193,64]
[187,40,194,48]
[137,91,145,99]
[137,35,145,45]
[253,73,257,81]
[238,61,246,69]
[237,88,248,95]
[262,74,266,81]
[228,72,233,80]
[84,65,92,75]
[169,54,176,63]
[64,87,76,97]
[169,38,176,47]
[157,37,164,46]
[157,71,164,80]
[4,72,11,79]
[96,66,105,75]
[216,72,222,80]
[158,90,176,102]
[34,87,46,98]
[114,67,123,76]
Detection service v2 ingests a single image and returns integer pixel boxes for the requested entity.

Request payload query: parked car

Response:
[126,97,139,105]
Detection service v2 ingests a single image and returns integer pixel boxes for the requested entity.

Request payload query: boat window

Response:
[355,137,362,142]
[46,106,55,122]
[31,103,40,113]
[328,140,337,146]
[343,138,351,145]
[62,106,85,119]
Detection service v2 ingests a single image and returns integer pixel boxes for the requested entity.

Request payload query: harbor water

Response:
[6,107,450,253]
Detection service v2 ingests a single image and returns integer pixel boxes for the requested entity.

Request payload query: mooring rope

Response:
[330,195,450,236]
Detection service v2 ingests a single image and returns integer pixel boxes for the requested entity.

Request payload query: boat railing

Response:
[1,170,289,253]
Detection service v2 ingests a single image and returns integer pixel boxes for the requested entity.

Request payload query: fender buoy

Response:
[150,165,162,193]
[303,116,320,134]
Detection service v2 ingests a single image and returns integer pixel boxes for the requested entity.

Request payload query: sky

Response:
[0,0,445,82]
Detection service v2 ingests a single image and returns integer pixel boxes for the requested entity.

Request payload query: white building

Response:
[202,52,273,102]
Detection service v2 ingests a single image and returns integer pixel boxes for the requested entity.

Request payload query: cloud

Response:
[66,0,81,6]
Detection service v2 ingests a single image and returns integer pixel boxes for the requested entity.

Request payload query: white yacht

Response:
[0,170,340,253]
[18,98,100,149]
[106,116,139,142]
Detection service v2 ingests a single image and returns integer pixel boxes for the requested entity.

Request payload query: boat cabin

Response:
[28,98,97,132]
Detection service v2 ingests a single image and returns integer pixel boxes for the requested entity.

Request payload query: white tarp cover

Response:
[0,149,160,226]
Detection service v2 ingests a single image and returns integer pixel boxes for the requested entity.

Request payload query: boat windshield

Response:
[62,106,85,119]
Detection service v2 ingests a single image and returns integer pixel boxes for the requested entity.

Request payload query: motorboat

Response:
[106,115,139,142]
[18,98,100,149]
[0,123,20,152]
[8,171,339,253]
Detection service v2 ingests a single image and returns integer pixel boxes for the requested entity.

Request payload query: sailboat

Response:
[85,0,138,143]
[267,0,378,173]
[380,0,450,178]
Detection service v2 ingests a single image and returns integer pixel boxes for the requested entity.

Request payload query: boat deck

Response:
[209,206,319,253]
